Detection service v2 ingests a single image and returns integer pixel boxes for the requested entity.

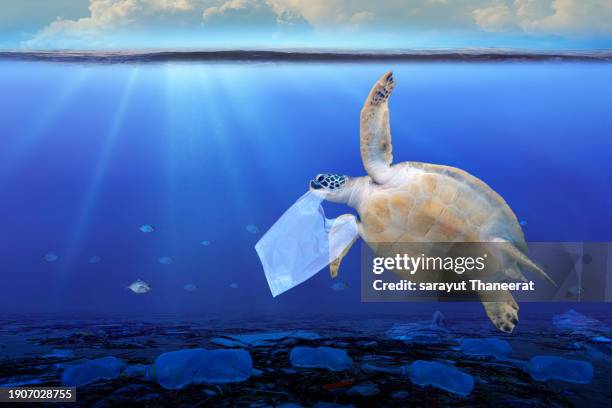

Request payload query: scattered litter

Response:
[528,356,593,384]
[552,309,600,332]
[322,379,354,391]
[227,330,321,347]
[391,391,409,399]
[361,363,401,375]
[458,338,512,359]
[61,356,125,387]
[210,337,247,348]
[347,382,380,397]
[290,346,352,371]
[43,349,75,359]
[139,224,154,233]
[154,348,252,389]
[121,364,151,379]
[0,378,44,387]
[403,360,474,396]
[127,279,151,294]
[387,311,449,342]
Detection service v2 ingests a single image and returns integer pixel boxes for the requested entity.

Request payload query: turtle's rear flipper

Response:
[493,238,556,287]
[328,215,360,278]
[479,290,519,333]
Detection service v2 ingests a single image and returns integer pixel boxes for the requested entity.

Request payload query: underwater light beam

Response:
[59,68,139,273]
[0,70,90,177]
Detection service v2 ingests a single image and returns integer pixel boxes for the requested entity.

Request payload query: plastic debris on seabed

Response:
[403,360,474,396]
[255,191,359,297]
[154,348,253,389]
[121,364,152,379]
[290,346,353,371]
[528,356,593,384]
[43,349,75,359]
[347,383,380,397]
[61,356,125,387]
[226,330,321,347]
[458,338,512,359]
[387,311,450,342]
[552,309,609,336]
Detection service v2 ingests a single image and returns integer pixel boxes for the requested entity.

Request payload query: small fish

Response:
[566,285,582,298]
[331,281,349,292]
[139,224,155,233]
[88,256,101,264]
[201,240,211,247]
[519,220,528,227]
[245,224,260,234]
[184,283,197,292]
[230,283,239,289]
[127,279,151,294]
[158,256,173,265]
[43,253,59,262]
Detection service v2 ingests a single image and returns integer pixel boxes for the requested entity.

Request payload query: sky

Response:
[1,0,612,50]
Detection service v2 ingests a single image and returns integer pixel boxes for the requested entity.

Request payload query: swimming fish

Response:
[88,256,101,264]
[139,224,155,233]
[245,224,260,234]
[43,253,59,262]
[158,256,174,265]
[184,283,197,292]
[128,279,151,294]
[331,281,349,292]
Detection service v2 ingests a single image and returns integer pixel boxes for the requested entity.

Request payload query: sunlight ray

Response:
[59,68,140,272]
[0,69,90,177]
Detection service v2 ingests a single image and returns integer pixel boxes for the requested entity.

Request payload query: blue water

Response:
[0,60,611,317]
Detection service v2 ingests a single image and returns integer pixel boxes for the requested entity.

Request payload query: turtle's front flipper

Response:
[479,290,519,333]
[360,71,395,184]
[328,215,360,278]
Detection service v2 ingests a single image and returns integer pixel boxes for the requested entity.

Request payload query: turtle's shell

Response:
[358,161,525,251]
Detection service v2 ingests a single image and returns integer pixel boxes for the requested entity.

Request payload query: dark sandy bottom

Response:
[1,309,611,407]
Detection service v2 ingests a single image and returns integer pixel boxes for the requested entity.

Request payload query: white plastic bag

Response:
[255,191,359,297]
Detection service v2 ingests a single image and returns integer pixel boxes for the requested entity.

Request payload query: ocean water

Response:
[0,59,611,406]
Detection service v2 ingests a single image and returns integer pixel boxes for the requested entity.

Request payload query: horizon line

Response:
[1,49,611,64]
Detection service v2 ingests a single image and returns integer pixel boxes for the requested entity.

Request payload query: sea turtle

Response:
[309,71,554,333]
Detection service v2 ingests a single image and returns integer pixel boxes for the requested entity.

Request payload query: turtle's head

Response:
[309,173,352,204]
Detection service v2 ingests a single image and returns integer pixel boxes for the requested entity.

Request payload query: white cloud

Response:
[472,2,517,32]
[25,0,612,49]
[472,0,612,36]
